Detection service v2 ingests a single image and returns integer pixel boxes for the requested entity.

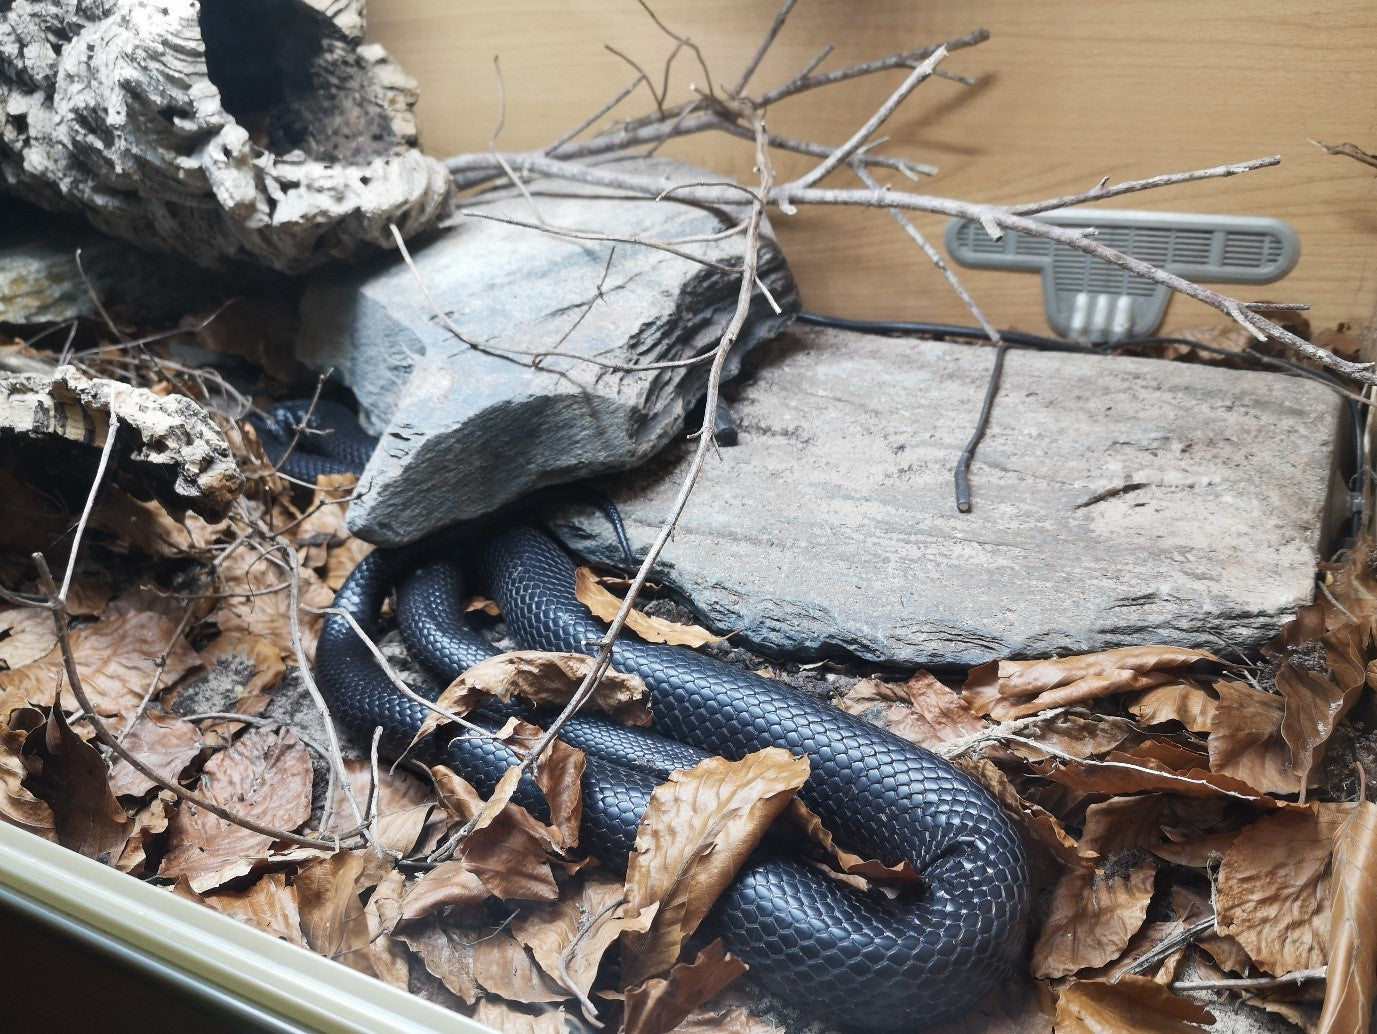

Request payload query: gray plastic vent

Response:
[944,209,1299,343]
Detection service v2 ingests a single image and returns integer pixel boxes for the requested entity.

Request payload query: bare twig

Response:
[74,248,128,344]
[268,533,366,838]
[731,0,798,97]
[546,74,647,154]
[1121,916,1217,977]
[60,402,119,603]
[934,707,1069,759]
[783,45,949,199]
[1171,968,1325,992]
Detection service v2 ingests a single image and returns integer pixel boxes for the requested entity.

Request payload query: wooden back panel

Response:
[368,1,1377,339]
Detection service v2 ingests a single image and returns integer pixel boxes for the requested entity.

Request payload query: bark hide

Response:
[0,0,451,273]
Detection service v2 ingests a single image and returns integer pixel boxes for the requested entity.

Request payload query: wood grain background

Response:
[367,1,1377,338]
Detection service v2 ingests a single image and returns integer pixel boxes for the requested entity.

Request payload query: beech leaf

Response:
[1055,975,1213,1033]
[575,566,722,647]
[622,939,748,1034]
[1317,801,1377,1034]
[621,748,808,985]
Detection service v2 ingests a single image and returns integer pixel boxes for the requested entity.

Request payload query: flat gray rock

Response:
[550,325,1344,667]
[298,157,798,546]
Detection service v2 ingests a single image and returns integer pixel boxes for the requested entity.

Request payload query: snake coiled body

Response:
[317,529,1030,1029]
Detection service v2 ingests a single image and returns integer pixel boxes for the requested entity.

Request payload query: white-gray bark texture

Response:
[0,0,451,273]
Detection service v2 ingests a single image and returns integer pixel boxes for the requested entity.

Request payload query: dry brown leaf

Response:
[1127,682,1217,733]
[107,709,203,798]
[1317,801,1377,1034]
[964,646,1218,720]
[63,575,114,618]
[295,475,373,590]
[956,757,1091,871]
[622,939,747,1034]
[159,726,313,892]
[575,566,722,647]
[1216,806,1348,975]
[1276,660,1360,791]
[0,607,202,729]
[1033,741,1271,803]
[25,704,129,861]
[1055,975,1214,1033]
[329,757,432,856]
[197,872,307,948]
[116,791,172,876]
[512,871,656,1005]
[671,1003,783,1034]
[425,651,650,739]
[214,539,334,662]
[198,632,287,700]
[785,797,924,885]
[396,917,482,1004]
[1031,797,1162,979]
[472,929,567,1004]
[840,670,985,748]
[432,768,560,902]
[296,851,410,987]
[1207,680,1305,795]
[399,860,490,923]
[0,607,56,671]
[621,748,809,986]
[503,720,585,851]
[470,998,571,1034]
[0,719,55,839]
[91,489,223,557]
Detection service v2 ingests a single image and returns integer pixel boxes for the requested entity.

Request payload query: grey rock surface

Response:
[550,325,1344,667]
[0,201,226,325]
[0,365,242,519]
[298,157,799,546]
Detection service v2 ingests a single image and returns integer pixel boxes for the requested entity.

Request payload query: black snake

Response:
[260,400,1031,1030]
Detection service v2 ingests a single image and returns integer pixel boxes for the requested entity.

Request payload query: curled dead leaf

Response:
[159,726,313,892]
[575,566,722,647]
[1215,806,1347,975]
[621,748,809,986]
[1206,680,1304,796]
[399,860,490,924]
[1317,800,1377,1034]
[622,940,748,1034]
[0,718,55,839]
[1055,975,1213,1033]
[964,646,1219,721]
[106,709,203,798]
[421,651,650,743]
[0,607,202,729]
[1031,796,1160,979]
[0,607,56,671]
[195,872,307,948]
[840,670,985,748]
[26,704,129,861]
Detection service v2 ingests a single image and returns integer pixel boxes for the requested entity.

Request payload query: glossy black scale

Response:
[317,530,1031,1030]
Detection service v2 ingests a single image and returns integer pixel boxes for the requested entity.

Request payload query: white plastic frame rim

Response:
[0,822,495,1034]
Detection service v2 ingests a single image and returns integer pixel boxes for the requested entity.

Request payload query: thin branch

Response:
[785,45,949,197]
[934,707,1069,760]
[731,0,798,97]
[59,404,119,603]
[268,533,366,838]
[1121,916,1217,976]
[546,74,647,154]
[1009,155,1283,216]
[1171,968,1325,992]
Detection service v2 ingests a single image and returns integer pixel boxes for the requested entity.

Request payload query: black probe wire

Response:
[795,311,1366,536]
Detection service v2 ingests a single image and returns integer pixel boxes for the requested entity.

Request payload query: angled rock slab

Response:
[298,157,798,546]
[550,325,1344,667]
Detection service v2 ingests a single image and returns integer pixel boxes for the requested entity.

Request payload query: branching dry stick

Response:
[507,111,774,789]
[60,403,119,603]
[267,533,367,838]
[28,553,358,851]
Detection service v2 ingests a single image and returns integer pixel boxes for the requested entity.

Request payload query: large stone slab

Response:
[298,157,798,546]
[550,325,1344,667]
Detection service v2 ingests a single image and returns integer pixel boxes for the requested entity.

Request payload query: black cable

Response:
[795,311,1366,536]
